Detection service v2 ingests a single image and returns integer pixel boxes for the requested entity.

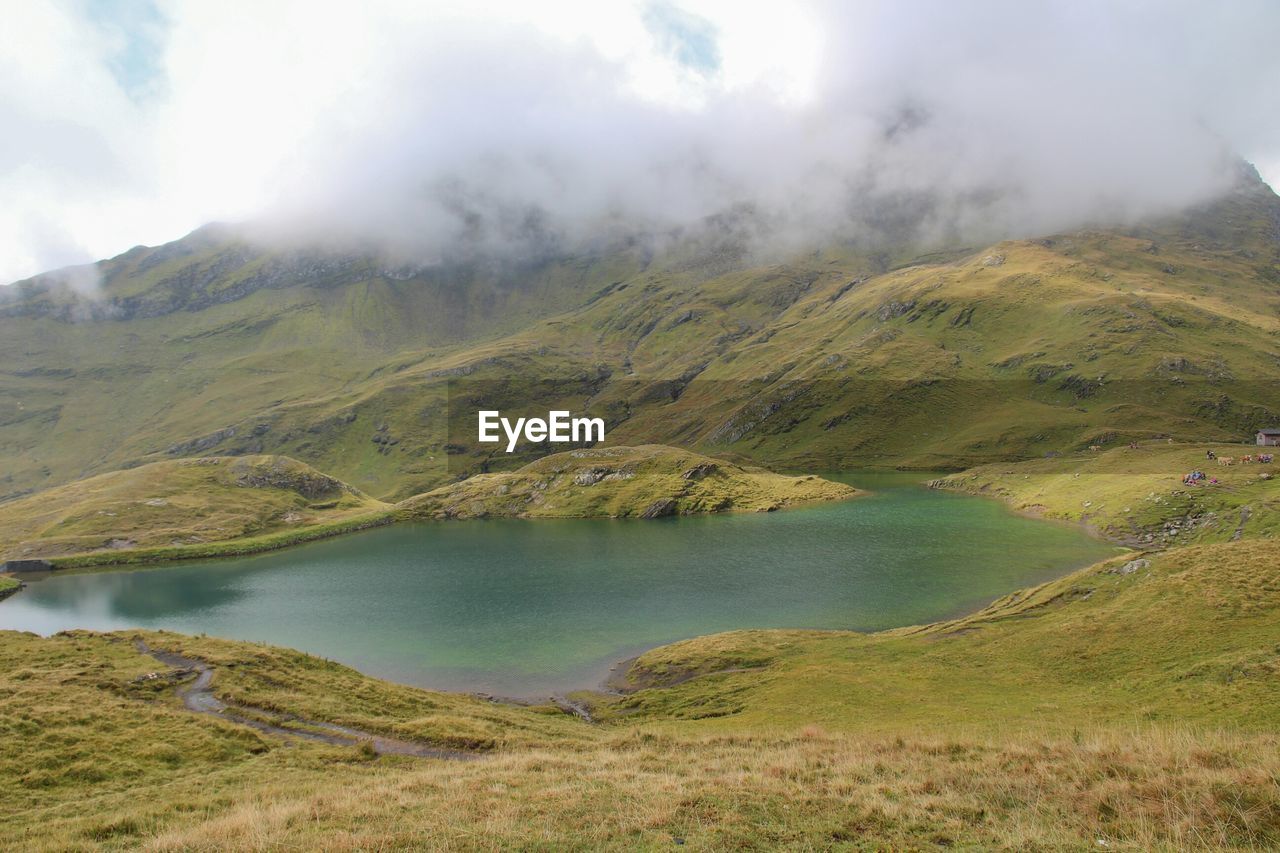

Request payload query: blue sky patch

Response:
[642,2,720,75]
[84,0,168,101]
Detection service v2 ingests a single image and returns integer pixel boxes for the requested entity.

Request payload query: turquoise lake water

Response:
[0,473,1117,697]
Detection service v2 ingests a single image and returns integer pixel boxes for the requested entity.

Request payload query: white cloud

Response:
[1,0,1279,284]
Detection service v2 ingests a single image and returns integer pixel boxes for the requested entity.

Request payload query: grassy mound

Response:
[930,441,1279,546]
[396,444,856,519]
[0,455,389,566]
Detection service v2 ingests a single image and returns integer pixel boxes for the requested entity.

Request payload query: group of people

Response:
[1182,470,1217,486]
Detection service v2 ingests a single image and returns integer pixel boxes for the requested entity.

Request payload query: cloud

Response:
[3,0,1280,283]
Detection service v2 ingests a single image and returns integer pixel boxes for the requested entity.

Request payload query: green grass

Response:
[595,539,1280,734]
[122,630,588,750]
[47,510,394,569]
[397,444,856,519]
[0,455,389,564]
[1,428,1277,845]
[931,441,1280,546]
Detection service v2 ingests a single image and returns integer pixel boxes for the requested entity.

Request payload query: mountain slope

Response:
[0,229,643,502]
[3,170,1279,502]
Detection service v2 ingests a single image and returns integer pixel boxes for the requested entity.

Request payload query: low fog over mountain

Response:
[5,1,1280,282]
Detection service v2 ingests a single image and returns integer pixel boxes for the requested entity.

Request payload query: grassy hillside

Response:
[3,537,1279,848]
[597,539,1280,734]
[397,444,855,519]
[3,174,1279,504]
[931,442,1279,546]
[0,229,643,503]
[0,455,389,565]
[271,173,1280,488]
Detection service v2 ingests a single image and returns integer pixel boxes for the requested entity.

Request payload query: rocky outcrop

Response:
[681,462,719,480]
[167,427,237,456]
[639,498,678,518]
[1110,558,1151,575]
[573,468,611,486]
[875,299,917,321]
[233,467,346,501]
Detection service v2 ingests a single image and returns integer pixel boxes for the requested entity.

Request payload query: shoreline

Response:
[923,440,1275,550]
[0,473,1123,710]
[3,480,862,576]
[926,475,1144,549]
[0,544,1128,716]
[0,577,23,602]
[7,511,398,574]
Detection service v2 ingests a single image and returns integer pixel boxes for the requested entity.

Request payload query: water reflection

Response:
[25,563,254,619]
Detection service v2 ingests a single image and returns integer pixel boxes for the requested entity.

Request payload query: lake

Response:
[0,473,1116,697]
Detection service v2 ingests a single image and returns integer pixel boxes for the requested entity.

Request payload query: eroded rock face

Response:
[167,427,237,456]
[875,300,917,321]
[231,462,346,500]
[639,498,678,519]
[574,468,611,486]
[681,462,718,480]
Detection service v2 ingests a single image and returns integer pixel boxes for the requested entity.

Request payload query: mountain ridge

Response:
[3,171,1279,502]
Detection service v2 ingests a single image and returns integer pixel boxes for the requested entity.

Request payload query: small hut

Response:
[1257,429,1280,447]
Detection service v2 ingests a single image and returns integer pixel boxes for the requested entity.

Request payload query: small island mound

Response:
[397,444,857,520]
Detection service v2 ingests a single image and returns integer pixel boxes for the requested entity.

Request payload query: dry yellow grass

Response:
[133,729,1280,851]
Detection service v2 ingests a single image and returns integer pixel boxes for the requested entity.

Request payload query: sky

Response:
[3,0,1280,284]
